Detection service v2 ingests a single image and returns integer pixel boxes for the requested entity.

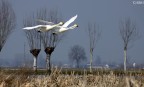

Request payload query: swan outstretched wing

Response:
[62,15,78,27]
[23,25,44,30]
[37,19,54,25]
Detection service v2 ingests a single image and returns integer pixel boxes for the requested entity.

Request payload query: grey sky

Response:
[0,0,144,65]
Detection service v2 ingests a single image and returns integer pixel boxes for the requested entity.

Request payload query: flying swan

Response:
[38,14,78,34]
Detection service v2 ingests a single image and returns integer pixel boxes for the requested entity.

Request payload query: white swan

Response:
[53,24,78,34]
[23,22,64,32]
[53,15,78,34]
[38,15,78,34]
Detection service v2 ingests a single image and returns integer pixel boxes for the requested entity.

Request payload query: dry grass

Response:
[0,69,144,87]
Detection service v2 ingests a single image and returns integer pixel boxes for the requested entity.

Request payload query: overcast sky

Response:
[1,0,144,65]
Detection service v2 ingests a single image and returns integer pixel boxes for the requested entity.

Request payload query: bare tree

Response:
[86,23,101,72]
[0,0,16,52]
[23,15,41,71]
[119,18,138,71]
[36,9,64,74]
[69,45,87,68]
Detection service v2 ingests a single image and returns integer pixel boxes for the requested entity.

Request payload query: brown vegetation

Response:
[0,69,144,87]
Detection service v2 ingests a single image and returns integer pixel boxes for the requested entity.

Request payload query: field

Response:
[0,68,144,87]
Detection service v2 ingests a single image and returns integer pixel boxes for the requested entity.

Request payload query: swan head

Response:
[59,22,64,25]
[74,24,78,27]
